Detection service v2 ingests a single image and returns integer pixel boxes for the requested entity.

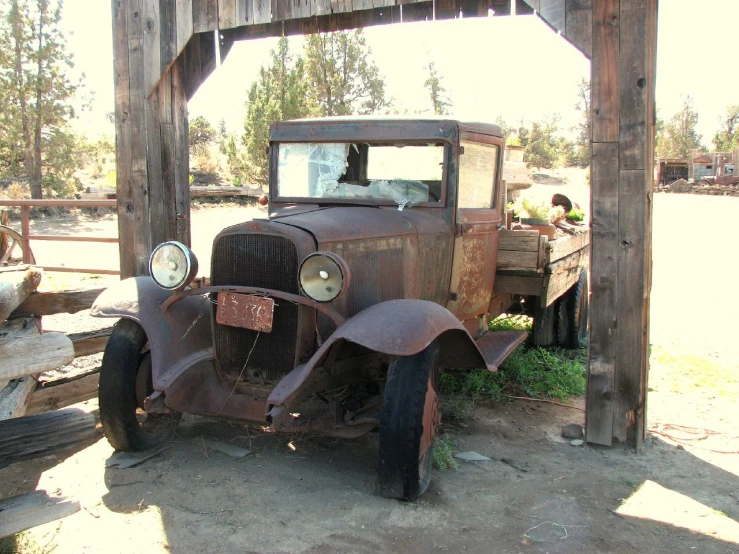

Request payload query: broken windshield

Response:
[275,142,446,209]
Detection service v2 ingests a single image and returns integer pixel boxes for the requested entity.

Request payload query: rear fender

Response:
[91,277,213,390]
[268,299,486,411]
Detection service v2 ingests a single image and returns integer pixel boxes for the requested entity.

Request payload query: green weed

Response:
[432,434,458,471]
[438,314,586,422]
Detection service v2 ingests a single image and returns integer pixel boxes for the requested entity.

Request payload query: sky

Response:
[61,0,739,146]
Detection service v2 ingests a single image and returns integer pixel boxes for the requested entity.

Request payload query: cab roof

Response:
[270,116,504,143]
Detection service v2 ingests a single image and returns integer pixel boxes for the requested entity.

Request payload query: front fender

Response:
[91,277,213,389]
[268,299,487,409]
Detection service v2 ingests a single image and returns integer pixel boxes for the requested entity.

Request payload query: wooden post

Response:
[586,0,656,447]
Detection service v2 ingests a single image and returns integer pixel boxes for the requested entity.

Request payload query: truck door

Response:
[446,136,504,334]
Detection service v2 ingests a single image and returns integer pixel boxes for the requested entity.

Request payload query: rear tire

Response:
[531,298,558,347]
[99,319,181,451]
[377,341,440,501]
[557,268,589,349]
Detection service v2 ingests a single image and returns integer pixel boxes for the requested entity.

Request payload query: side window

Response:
[458,140,499,209]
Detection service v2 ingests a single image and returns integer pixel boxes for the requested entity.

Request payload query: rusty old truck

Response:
[92,117,589,500]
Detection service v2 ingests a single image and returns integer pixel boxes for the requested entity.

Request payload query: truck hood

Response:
[272,206,432,245]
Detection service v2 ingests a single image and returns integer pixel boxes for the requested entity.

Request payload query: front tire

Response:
[99,319,181,451]
[377,341,440,501]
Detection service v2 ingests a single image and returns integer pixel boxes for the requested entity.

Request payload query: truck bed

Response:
[494,225,590,307]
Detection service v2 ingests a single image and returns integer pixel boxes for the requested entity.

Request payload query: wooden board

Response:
[68,327,113,358]
[496,250,541,273]
[26,370,100,416]
[10,288,104,319]
[586,142,618,446]
[546,229,590,263]
[0,491,80,539]
[498,229,540,252]
[0,408,99,470]
[0,333,75,381]
[542,248,588,307]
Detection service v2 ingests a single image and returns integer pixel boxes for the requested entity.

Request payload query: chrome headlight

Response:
[149,241,198,290]
[299,252,350,303]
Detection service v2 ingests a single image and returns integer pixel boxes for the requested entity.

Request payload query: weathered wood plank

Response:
[235,0,253,25]
[192,0,218,32]
[0,334,74,382]
[542,248,588,307]
[128,0,152,277]
[546,229,590,262]
[0,378,37,421]
[496,250,541,272]
[591,0,618,143]
[0,491,80,539]
[494,274,543,296]
[143,0,161,96]
[618,0,647,170]
[0,267,42,321]
[219,0,238,28]
[613,169,648,443]
[10,288,104,319]
[172,58,191,246]
[159,0,177,80]
[586,142,618,446]
[175,0,193,54]
[253,0,271,23]
[565,0,591,59]
[113,0,135,279]
[68,327,113,358]
[538,0,565,32]
[498,230,540,252]
[26,370,100,416]
[0,408,99,470]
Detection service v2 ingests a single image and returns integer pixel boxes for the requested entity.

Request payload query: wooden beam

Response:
[26,368,101,416]
[68,327,113,358]
[0,408,99,470]
[0,267,42,322]
[10,288,104,319]
[586,143,618,446]
[591,0,619,143]
[0,333,75,382]
[0,491,80,539]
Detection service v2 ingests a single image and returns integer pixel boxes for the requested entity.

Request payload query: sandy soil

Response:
[2,189,739,553]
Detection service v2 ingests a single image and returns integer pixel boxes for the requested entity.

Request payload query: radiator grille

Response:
[211,234,299,382]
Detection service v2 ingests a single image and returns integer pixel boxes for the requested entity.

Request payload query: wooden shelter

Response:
[111,0,656,447]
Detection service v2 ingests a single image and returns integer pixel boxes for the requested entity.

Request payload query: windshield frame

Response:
[269,139,451,208]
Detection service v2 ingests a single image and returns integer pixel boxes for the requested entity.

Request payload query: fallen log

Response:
[10,287,105,319]
[0,267,42,322]
[25,367,100,416]
[0,333,74,381]
[0,490,80,539]
[0,407,99,470]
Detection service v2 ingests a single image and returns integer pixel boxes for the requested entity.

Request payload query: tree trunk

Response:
[31,3,46,199]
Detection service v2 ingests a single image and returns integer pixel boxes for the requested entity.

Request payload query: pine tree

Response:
[711,105,739,152]
[658,96,703,159]
[240,37,311,186]
[304,30,388,116]
[424,62,452,116]
[0,0,81,198]
[573,78,591,167]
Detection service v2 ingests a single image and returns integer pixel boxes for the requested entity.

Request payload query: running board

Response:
[474,331,528,371]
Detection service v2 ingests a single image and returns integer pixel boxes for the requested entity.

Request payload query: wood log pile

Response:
[656,179,739,196]
[0,265,106,471]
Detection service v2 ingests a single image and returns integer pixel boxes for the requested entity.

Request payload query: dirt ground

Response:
[2,186,739,553]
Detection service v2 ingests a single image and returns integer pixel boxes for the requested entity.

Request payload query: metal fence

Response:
[0,199,119,275]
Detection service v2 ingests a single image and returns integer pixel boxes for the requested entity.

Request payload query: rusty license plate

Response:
[216,292,275,333]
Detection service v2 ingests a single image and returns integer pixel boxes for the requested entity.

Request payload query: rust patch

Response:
[216,292,275,333]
